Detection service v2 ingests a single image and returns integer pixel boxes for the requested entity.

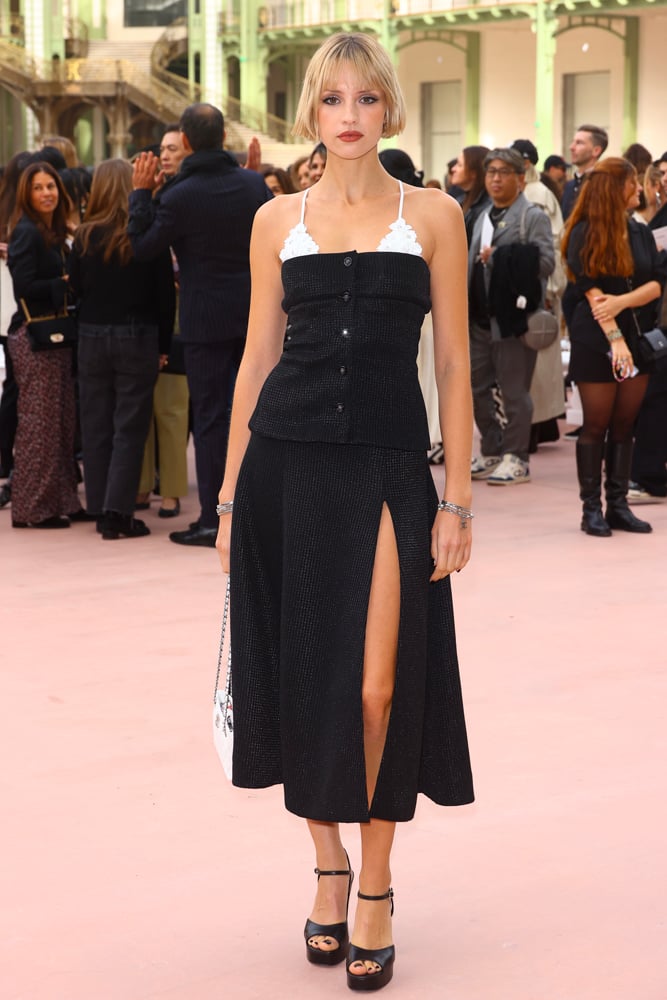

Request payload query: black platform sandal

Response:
[346,888,395,992]
[304,849,354,966]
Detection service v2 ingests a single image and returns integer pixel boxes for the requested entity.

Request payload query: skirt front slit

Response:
[230,434,474,823]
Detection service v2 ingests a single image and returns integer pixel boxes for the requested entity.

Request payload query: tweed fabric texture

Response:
[230,435,474,822]
[249,252,432,451]
[230,253,473,822]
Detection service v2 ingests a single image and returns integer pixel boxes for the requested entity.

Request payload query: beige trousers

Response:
[139,372,189,498]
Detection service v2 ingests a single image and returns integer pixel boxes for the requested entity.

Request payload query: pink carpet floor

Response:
[2,431,665,999]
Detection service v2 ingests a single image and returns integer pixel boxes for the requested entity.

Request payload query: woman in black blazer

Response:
[7,161,82,528]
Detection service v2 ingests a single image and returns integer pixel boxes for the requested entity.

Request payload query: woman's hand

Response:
[591,292,625,323]
[216,514,232,575]
[609,337,635,379]
[430,510,472,582]
[158,354,169,370]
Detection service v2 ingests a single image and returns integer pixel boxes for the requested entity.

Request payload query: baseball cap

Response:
[511,139,539,165]
[484,148,526,175]
[544,154,570,171]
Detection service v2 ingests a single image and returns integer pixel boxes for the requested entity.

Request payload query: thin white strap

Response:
[300,187,309,225]
[397,180,405,221]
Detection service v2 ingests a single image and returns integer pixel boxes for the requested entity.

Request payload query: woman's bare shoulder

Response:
[254,191,303,226]
[404,186,465,260]
[407,186,463,225]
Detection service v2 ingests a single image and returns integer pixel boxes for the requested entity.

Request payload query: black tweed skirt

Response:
[229,434,474,823]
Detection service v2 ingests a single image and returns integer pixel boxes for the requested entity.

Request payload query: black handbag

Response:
[21,297,77,352]
[636,326,667,364]
[627,277,667,365]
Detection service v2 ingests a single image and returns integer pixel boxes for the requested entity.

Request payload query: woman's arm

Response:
[588,280,661,324]
[8,222,68,308]
[215,199,290,572]
[423,191,474,580]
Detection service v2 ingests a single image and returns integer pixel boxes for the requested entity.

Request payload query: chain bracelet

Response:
[437,500,474,522]
[216,501,234,516]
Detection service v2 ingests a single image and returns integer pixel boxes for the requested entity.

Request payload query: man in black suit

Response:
[129,103,272,546]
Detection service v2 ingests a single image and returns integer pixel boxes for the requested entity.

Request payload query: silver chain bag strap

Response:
[213,576,233,780]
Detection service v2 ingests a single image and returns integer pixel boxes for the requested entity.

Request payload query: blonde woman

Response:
[216,33,474,991]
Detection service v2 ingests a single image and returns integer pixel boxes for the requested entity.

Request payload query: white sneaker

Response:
[627,482,665,505]
[487,453,530,485]
[471,455,501,479]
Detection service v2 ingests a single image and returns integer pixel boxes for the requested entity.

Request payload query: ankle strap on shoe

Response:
[314,866,351,878]
[357,888,394,916]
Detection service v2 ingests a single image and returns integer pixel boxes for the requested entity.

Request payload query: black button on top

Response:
[342,291,351,303]
[343,256,352,267]
[336,403,345,413]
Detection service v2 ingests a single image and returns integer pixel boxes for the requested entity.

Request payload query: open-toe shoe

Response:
[304,849,354,966]
[346,888,395,992]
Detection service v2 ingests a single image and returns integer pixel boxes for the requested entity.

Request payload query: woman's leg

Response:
[348,820,396,976]
[577,381,616,445]
[305,502,400,965]
[349,502,399,975]
[608,374,649,443]
[305,819,350,955]
[605,375,652,532]
[104,330,158,515]
[575,382,617,535]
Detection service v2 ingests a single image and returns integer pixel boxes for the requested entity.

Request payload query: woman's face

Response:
[643,174,660,208]
[624,173,640,211]
[297,161,311,189]
[308,151,326,183]
[315,65,386,169]
[29,171,59,221]
[264,173,285,196]
[450,153,469,190]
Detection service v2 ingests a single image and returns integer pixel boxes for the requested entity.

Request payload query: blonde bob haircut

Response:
[293,32,406,142]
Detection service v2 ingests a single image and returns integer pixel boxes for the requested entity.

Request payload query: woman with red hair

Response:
[562,157,667,536]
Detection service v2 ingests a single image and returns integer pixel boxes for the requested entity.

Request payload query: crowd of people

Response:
[0,121,334,537]
[0,114,666,541]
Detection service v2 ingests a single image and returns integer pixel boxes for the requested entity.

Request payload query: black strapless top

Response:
[249,251,432,451]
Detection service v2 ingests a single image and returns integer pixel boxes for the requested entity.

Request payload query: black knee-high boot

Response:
[576,442,611,536]
[604,441,652,533]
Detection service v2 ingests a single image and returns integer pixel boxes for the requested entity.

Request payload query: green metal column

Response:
[623,17,638,149]
[46,0,65,60]
[380,0,398,61]
[534,0,557,158]
[74,0,105,40]
[240,0,266,116]
[465,33,480,145]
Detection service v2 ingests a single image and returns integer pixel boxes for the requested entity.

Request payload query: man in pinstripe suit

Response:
[129,103,272,545]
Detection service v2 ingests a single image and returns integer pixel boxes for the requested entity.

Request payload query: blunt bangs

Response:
[292,32,406,142]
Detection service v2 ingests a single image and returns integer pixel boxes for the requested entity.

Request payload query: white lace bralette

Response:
[279,181,423,262]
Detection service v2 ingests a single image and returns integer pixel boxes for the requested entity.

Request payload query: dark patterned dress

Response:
[7,217,80,524]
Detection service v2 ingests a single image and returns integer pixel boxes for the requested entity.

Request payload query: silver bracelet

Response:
[438,500,474,521]
[216,501,234,516]
[606,328,623,342]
